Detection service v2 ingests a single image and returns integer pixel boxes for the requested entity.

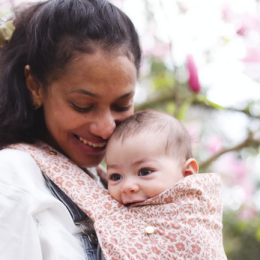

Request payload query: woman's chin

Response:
[79,158,104,168]
[69,151,105,168]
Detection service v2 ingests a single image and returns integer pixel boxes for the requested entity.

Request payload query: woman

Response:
[0,0,141,259]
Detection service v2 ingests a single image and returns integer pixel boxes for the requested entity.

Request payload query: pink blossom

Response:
[239,206,257,221]
[186,54,200,93]
[177,2,188,14]
[206,136,223,155]
[143,41,171,59]
[236,14,260,36]
[222,4,234,22]
[212,153,249,184]
[242,47,260,63]
[212,152,253,202]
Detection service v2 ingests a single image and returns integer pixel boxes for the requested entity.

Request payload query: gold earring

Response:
[34,103,40,110]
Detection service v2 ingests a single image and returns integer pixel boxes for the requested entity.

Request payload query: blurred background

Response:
[1,0,260,258]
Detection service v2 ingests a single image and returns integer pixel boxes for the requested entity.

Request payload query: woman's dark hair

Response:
[0,0,141,147]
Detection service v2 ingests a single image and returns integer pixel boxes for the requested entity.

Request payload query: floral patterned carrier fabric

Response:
[8,142,227,260]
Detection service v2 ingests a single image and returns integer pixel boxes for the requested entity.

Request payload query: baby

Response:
[96,109,226,259]
[106,109,199,206]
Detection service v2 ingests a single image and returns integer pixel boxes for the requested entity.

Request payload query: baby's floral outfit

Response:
[9,142,227,260]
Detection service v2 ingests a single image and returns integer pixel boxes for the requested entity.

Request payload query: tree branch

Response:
[134,90,260,120]
[199,133,260,169]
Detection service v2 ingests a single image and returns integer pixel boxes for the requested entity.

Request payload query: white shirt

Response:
[0,148,88,260]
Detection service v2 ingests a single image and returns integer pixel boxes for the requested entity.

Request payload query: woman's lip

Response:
[72,134,106,154]
[74,134,107,144]
[78,136,107,148]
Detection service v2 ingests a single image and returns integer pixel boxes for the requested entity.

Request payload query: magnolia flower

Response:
[186,54,201,93]
[206,136,223,155]
[242,47,260,63]
[222,4,234,23]
[236,14,260,36]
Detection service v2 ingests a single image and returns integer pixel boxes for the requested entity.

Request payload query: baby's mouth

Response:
[125,203,134,207]
[124,200,145,207]
[75,135,107,148]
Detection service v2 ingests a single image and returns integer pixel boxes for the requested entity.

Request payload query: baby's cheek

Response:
[146,183,170,198]
[108,183,122,203]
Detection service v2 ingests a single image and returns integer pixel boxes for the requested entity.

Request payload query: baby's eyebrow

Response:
[107,164,121,170]
[132,158,157,166]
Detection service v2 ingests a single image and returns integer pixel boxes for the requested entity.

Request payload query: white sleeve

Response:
[0,149,86,260]
[0,183,43,260]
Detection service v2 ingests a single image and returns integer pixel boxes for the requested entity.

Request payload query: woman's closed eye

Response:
[109,173,123,181]
[138,168,153,176]
[71,103,93,112]
[71,103,131,113]
[112,98,133,112]
[112,105,131,112]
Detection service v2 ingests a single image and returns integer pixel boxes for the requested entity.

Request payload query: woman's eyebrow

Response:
[116,91,135,101]
[69,89,99,98]
[69,89,135,100]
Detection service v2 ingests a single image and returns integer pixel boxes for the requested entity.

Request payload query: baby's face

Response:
[105,132,184,206]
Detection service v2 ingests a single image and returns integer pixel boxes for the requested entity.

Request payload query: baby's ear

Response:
[182,158,199,177]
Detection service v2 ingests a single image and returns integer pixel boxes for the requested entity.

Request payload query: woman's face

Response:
[32,51,137,167]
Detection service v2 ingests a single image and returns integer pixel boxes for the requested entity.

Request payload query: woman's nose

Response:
[90,111,116,140]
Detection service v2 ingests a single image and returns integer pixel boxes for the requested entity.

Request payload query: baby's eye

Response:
[139,168,153,176]
[109,174,123,181]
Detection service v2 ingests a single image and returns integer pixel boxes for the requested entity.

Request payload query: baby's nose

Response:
[121,181,140,194]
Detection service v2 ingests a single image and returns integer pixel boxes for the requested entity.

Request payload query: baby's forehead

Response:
[106,130,170,159]
[108,129,166,145]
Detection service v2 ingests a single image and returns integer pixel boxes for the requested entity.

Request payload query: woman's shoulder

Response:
[0,147,48,198]
[0,148,41,174]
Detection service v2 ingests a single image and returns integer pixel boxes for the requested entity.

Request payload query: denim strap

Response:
[44,176,105,260]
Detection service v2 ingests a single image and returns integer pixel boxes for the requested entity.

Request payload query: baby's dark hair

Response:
[109,110,193,162]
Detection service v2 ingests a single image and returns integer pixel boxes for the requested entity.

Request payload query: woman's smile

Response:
[72,133,107,154]
[77,135,107,148]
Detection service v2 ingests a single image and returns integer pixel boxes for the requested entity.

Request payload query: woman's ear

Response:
[24,65,44,109]
[182,158,199,177]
